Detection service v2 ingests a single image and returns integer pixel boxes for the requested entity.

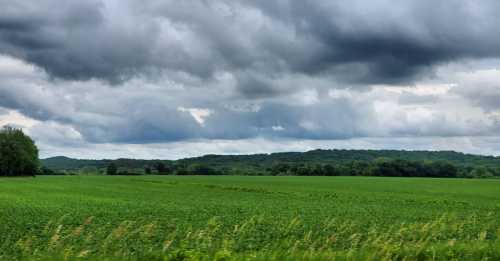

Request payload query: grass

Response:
[0,176,499,260]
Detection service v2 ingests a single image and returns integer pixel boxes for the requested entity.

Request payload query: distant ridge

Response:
[41,149,499,171]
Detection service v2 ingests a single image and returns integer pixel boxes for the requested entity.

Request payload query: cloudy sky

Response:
[1,0,500,159]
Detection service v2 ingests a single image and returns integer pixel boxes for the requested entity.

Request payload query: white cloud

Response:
[177,107,212,126]
[0,109,39,129]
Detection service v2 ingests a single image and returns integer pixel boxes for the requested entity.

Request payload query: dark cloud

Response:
[0,0,156,83]
[235,73,282,99]
[282,0,500,83]
[1,0,500,86]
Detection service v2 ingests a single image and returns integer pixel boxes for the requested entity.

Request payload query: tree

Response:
[268,163,290,176]
[426,161,457,178]
[155,162,171,175]
[144,166,152,174]
[106,163,117,175]
[311,164,325,176]
[323,164,339,176]
[469,166,494,179]
[0,126,39,177]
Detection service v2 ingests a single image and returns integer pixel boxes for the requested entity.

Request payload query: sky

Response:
[1,0,500,159]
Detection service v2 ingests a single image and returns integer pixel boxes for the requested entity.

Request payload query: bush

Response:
[0,127,39,177]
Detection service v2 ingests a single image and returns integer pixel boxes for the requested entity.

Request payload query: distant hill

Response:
[42,156,105,170]
[41,149,500,172]
[41,156,172,171]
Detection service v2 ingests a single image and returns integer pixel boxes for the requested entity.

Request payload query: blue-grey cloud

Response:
[1,0,500,86]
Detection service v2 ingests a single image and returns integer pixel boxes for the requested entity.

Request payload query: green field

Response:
[1,176,499,260]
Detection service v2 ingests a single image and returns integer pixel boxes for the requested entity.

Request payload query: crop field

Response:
[0,176,499,260]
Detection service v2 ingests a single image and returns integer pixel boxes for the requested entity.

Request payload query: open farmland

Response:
[0,176,499,260]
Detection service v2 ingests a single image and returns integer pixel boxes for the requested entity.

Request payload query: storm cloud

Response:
[1,1,500,158]
[1,0,500,85]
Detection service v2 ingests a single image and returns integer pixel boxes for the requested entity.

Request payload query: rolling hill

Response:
[41,149,500,172]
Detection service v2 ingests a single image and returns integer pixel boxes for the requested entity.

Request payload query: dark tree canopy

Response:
[0,127,39,177]
[155,162,171,175]
[106,163,118,176]
[39,149,499,179]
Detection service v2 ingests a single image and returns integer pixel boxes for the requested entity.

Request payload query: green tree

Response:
[323,164,339,176]
[106,163,117,175]
[427,161,457,178]
[0,126,39,177]
[469,166,493,179]
[155,162,171,175]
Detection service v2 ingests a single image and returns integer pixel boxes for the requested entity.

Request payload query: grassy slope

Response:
[0,176,499,260]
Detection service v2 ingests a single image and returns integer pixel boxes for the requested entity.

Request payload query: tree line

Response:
[266,159,461,177]
[1,126,498,179]
[99,158,499,179]
[106,162,220,176]
[264,159,499,178]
